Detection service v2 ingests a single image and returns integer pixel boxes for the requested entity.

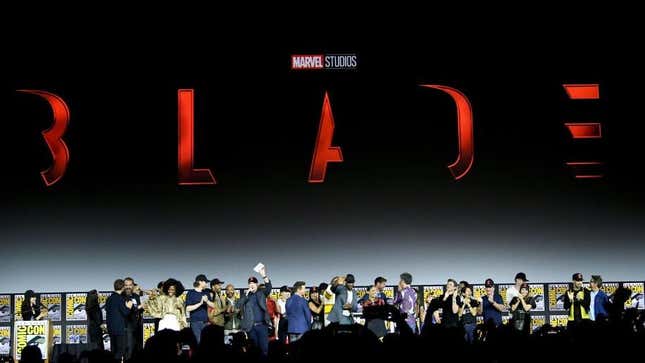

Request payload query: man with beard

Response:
[479,278,505,328]
[122,277,143,359]
[393,273,417,333]
[208,278,226,328]
[434,279,460,328]
[564,272,591,328]
[223,284,241,335]
[237,264,272,357]
[327,274,358,325]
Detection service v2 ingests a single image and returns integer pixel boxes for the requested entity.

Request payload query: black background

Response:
[1,11,644,292]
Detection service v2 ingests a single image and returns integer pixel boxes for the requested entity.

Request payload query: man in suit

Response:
[286,281,311,343]
[122,277,143,359]
[236,265,272,357]
[327,274,358,325]
[106,279,133,362]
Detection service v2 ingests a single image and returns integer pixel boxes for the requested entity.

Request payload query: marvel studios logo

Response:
[291,54,358,70]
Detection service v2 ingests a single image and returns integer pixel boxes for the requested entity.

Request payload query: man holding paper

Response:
[237,263,272,357]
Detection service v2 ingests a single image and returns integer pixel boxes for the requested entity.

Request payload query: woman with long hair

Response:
[145,278,187,331]
[361,286,388,339]
[86,289,105,350]
[21,290,46,321]
[457,285,479,343]
[509,282,536,335]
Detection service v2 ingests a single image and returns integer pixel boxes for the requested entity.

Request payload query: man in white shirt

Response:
[276,286,291,343]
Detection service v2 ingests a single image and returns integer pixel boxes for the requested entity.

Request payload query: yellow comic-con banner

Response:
[65,324,87,344]
[65,293,87,321]
[0,325,11,355]
[0,295,11,323]
[53,324,62,345]
[13,295,24,321]
[14,320,50,361]
[549,314,569,328]
[624,282,644,309]
[548,284,568,312]
[423,286,444,302]
[143,322,155,346]
[41,294,62,321]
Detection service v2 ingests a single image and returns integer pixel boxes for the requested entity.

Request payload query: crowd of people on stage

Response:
[14,266,645,363]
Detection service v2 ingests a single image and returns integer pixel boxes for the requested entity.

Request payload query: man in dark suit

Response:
[236,265,272,357]
[327,274,358,325]
[122,277,143,359]
[106,279,133,361]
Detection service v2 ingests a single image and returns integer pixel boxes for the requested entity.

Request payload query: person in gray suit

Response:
[326,274,358,325]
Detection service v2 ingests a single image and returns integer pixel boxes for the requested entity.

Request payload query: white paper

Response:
[253,262,265,273]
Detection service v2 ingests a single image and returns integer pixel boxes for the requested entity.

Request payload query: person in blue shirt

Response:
[185,274,216,343]
[479,278,505,328]
[286,281,312,343]
[589,275,609,321]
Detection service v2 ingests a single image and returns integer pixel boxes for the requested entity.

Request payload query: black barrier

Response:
[0,281,643,356]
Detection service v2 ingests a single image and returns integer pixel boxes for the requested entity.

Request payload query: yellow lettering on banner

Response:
[549,285,566,309]
[355,288,367,299]
[473,286,486,299]
[143,323,156,345]
[498,286,509,304]
[26,324,45,335]
[15,296,24,319]
[66,296,74,318]
[423,287,442,301]
[16,325,27,355]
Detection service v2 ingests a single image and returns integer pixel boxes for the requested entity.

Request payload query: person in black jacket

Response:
[236,264,272,357]
[563,272,591,328]
[122,277,143,359]
[21,290,45,321]
[86,289,104,350]
[106,279,133,361]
